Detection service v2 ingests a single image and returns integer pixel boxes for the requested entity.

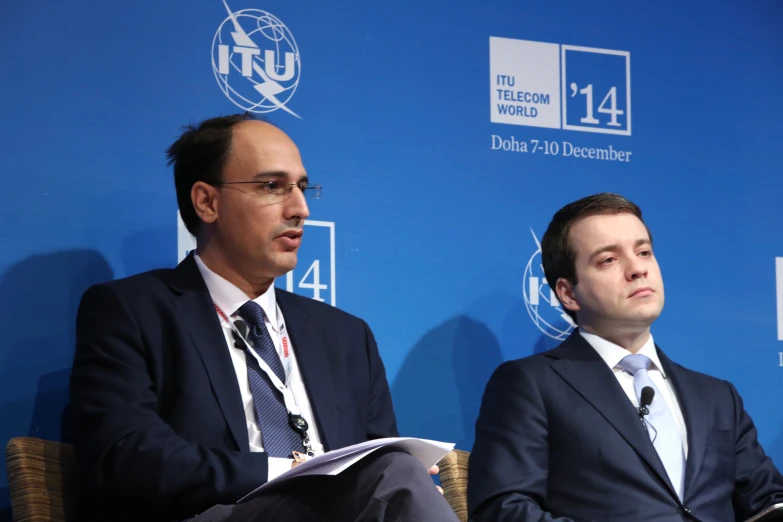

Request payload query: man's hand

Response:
[428,465,444,495]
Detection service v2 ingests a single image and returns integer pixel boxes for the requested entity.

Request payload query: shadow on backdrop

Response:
[121,225,177,278]
[499,289,575,360]
[391,315,503,452]
[534,333,566,355]
[0,250,113,521]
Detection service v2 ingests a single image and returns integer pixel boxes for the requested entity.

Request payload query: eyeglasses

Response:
[215,180,322,205]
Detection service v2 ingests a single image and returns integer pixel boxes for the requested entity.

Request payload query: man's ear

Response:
[555,278,579,314]
[192,181,219,225]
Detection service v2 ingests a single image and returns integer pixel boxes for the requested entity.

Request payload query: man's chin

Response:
[270,253,298,277]
[628,308,663,327]
[629,296,663,313]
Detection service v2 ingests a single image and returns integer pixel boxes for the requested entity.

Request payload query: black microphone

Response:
[235,319,249,339]
[639,386,655,417]
[232,319,254,348]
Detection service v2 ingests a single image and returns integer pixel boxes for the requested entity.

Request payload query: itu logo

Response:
[522,228,576,340]
[212,0,301,118]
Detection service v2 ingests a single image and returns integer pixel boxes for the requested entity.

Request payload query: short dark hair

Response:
[166,113,257,236]
[540,193,652,322]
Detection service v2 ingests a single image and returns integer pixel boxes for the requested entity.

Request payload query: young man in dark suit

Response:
[469,193,783,522]
[69,114,458,522]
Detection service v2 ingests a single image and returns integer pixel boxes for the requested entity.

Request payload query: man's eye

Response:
[260,181,282,192]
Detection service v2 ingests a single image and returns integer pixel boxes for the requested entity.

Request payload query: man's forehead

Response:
[570,213,649,248]
[232,120,297,153]
[226,121,304,175]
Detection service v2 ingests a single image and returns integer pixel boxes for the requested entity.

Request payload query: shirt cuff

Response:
[268,457,294,481]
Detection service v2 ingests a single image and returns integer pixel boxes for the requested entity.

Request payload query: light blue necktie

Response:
[619,353,685,499]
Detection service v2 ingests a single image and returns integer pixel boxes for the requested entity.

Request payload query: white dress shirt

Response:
[195,254,325,479]
[579,330,689,457]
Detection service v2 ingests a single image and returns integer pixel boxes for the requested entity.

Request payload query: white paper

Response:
[238,437,455,503]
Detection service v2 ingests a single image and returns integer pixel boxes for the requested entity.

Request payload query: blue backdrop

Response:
[1,1,782,517]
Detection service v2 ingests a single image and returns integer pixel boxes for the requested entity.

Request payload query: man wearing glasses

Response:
[69,114,458,522]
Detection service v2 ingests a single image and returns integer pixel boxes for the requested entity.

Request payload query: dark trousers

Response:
[193,448,459,522]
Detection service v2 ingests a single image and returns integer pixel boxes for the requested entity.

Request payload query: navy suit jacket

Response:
[69,255,399,522]
[468,331,783,522]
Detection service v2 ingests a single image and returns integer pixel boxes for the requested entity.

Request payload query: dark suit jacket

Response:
[468,331,783,522]
[69,255,399,522]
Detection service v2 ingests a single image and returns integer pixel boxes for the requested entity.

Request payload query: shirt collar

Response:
[194,254,280,331]
[579,329,666,377]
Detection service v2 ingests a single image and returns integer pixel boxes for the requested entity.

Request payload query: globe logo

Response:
[522,228,576,341]
[212,1,301,118]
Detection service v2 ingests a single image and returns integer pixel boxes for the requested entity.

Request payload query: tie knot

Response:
[237,301,267,329]
[619,353,652,375]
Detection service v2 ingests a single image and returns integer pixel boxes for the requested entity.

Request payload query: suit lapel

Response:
[550,332,679,499]
[658,349,708,497]
[169,255,249,451]
[276,290,338,451]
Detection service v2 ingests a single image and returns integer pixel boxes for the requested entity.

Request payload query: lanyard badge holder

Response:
[288,413,313,457]
[222,306,315,459]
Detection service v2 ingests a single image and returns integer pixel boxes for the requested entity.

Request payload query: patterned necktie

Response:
[619,353,685,499]
[237,300,303,458]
